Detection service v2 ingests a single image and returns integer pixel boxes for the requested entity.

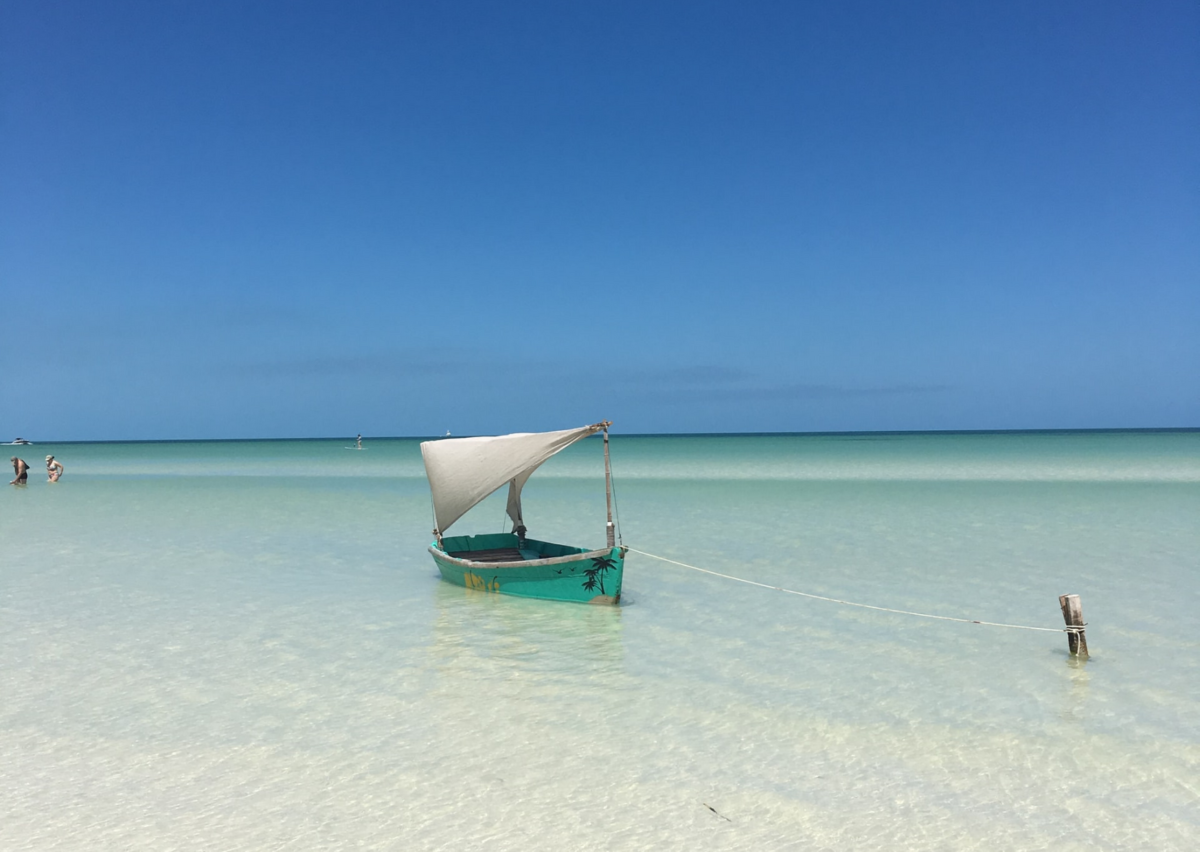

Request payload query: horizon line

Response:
[17,426,1200,446]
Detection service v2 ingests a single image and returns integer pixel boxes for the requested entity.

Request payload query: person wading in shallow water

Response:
[9,457,29,485]
[46,455,64,482]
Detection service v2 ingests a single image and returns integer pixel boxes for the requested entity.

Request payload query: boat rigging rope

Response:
[626,548,1082,634]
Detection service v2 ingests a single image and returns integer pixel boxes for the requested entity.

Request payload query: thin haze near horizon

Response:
[2,1,1197,442]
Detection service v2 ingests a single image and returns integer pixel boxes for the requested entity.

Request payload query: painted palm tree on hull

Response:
[582,556,616,595]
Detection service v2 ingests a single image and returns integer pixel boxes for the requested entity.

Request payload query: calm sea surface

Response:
[3,431,1198,850]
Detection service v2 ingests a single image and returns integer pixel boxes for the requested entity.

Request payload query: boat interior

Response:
[440,532,589,563]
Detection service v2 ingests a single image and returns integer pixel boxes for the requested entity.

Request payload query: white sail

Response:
[420,424,604,534]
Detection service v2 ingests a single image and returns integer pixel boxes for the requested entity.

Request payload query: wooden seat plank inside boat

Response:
[447,547,525,563]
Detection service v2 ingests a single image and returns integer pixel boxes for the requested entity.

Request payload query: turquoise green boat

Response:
[421,422,626,605]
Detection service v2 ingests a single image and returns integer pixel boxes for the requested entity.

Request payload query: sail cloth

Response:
[421,424,604,534]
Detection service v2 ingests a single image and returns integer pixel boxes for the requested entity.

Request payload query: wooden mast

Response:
[603,423,615,547]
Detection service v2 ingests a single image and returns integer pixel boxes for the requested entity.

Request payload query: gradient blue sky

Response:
[2,0,1197,440]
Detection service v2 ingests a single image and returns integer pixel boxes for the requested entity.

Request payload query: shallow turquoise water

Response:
[2,432,1198,850]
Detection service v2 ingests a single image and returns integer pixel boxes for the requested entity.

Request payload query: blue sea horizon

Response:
[24,424,1200,446]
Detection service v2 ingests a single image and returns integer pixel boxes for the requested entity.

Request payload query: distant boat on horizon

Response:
[421,422,626,605]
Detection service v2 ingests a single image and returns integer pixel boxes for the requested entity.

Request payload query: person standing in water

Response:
[10,457,28,485]
[46,455,64,482]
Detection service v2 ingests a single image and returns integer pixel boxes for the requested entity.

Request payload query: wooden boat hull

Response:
[430,533,626,605]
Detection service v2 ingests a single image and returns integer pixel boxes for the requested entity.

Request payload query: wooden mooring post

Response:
[1059,594,1088,658]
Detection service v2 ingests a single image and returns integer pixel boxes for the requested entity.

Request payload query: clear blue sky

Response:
[2,0,1197,440]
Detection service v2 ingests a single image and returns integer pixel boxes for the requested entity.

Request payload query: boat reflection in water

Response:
[429,579,627,678]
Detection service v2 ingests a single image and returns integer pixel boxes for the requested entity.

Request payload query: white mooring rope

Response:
[627,548,1081,634]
